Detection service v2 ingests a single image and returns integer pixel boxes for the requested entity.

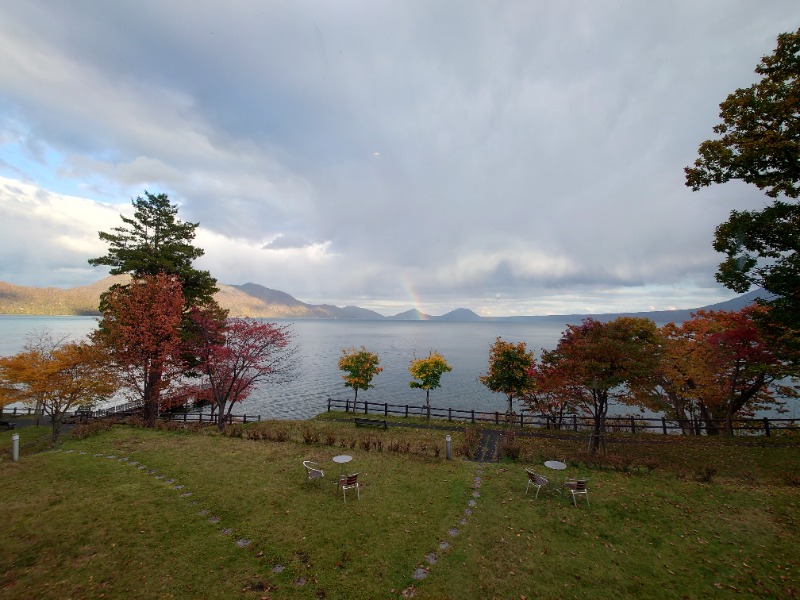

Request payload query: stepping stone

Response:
[197,510,209,516]
[468,499,477,507]
[180,492,192,497]
[425,553,437,565]
[165,479,175,484]
[137,465,146,470]
[402,586,417,598]
[65,449,75,453]
[464,508,473,516]
[79,451,87,455]
[173,484,185,490]
[154,475,165,480]
[236,539,251,547]
[472,491,480,498]
[438,541,450,551]
[106,455,116,459]
[94,453,103,457]
[221,528,233,535]
[208,516,220,524]
[412,568,427,580]
[272,565,285,574]
[448,528,459,537]
[293,577,306,587]
[459,518,467,525]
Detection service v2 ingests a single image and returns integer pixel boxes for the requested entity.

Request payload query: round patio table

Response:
[333,455,353,494]
[544,460,567,493]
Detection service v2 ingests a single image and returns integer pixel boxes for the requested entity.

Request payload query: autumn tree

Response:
[338,347,383,404]
[0,335,116,442]
[409,351,452,407]
[685,28,800,332]
[94,273,185,427]
[479,337,534,415]
[541,318,661,452]
[523,360,579,430]
[668,307,798,436]
[190,313,298,430]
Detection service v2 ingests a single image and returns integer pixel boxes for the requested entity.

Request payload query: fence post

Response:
[427,405,431,420]
[385,402,388,416]
[573,414,578,431]
[661,417,667,435]
[495,412,499,425]
[763,417,771,437]
[630,416,636,434]
[520,412,524,429]
[328,398,331,412]
[448,407,452,422]
[345,400,350,413]
[405,405,409,418]
[471,410,475,424]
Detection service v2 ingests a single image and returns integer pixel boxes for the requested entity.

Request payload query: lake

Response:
[3,315,794,420]
[0,315,572,419]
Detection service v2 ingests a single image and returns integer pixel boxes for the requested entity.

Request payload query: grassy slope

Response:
[0,420,798,599]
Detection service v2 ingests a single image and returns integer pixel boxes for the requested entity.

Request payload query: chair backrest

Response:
[303,460,316,471]
[343,473,359,486]
[535,474,549,486]
[574,479,588,492]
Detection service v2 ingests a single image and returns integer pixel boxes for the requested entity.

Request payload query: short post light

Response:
[12,433,20,462]
[445,435,451,460]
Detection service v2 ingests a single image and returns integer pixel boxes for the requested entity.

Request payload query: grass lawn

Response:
[0,416,798,599]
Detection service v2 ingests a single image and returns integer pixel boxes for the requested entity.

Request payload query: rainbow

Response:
[401,277,429,320]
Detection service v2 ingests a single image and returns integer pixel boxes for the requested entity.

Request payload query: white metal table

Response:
[332,455,353,494]
[544,460,567,493]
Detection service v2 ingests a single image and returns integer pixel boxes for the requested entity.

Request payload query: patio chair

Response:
[340,472,360,502]
[564,478,589,507]
[524,468,549,499]
[303,460,325,483]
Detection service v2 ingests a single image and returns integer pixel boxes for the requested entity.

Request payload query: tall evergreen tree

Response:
[89,191,219,308]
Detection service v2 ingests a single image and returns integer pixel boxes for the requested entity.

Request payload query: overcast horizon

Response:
[1,2,798,317]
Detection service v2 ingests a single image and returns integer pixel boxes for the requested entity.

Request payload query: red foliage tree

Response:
[541,317,662,452]
[95,273,185,427]
[190,313,298,430]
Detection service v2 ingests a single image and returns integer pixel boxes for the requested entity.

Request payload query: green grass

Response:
[0,416,798,599]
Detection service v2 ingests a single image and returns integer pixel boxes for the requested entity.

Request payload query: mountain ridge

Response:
[0,277,767,322]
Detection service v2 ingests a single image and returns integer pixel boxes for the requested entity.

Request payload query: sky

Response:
[0,1,798,317]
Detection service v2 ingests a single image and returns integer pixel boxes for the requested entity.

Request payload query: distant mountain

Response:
[0,277,771,322]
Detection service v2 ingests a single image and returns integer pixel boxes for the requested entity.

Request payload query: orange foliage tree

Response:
[649,307,799,436]
[94,273,185,427]
[0,335,116,442]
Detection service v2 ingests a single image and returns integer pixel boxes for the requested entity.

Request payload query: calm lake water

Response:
[0,315,571,419]
[3,315,794,420]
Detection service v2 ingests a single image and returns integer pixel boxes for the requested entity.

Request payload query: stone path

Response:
[472,429,500,462]
[401,462,486,598]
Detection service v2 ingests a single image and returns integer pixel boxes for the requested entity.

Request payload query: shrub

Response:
[302,427,320,445]
[71,419,114,440]
[498,430,521,460]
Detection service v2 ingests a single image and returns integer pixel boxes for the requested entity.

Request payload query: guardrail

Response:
[325,397,799,437]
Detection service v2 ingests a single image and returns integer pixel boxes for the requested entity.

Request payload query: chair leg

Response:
[535,485,540,500]
[571,491,577,507]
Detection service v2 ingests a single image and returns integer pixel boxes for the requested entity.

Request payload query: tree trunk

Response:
[588,391,608,453]
[143,366,163,428]
[698,404,720,436]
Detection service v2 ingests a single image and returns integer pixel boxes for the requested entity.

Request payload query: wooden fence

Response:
[326,397,799,437]
[0,406,261,425]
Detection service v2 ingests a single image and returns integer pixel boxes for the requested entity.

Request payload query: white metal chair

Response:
[303,460,325,483]
[340,472,360,502]
[564,478,589,507]
[525,468,549,499]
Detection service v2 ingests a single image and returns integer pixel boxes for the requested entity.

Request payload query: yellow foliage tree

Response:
[409,351,452,407]
[0,338,116,443]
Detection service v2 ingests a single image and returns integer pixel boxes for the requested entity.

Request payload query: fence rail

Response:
[326,397,799,437]
[0,406,261,425]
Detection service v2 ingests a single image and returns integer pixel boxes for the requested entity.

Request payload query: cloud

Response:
[0,1,796,314]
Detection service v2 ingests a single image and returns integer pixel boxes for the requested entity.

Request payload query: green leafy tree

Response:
[479,337,534,415]
[409,351,452,407]
[89,191,220,309]
[338,346,383,404]
[685,28,800,333]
